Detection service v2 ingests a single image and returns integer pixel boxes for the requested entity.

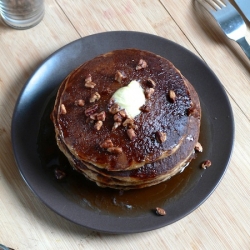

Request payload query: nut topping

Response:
[136,59,147,70]
[155,207,166,216]
[54,168,66,180]
[100,139,114,149]
[195,142,203,152]
[85,104,99,116]
[89,92,101,103]
[127,128,136,141]
[140,105,150,113]
[96,111,106,121]
[94,120,103,130]
[146,78,156,88]
[85,74,96,88]
[60,104,67,114]
[85,81,96,88]
[123,118,134,128]
[156,131,167,143]
[89,113,97,120]
[115,70,126,83]
[75,99,85,107]
[169,90,176,103]
[112,122,121,130]
[85,74,92,83]
[107,147,123,154]
[118,110,127,118]
[187,104,200,118]
[114,113,123,122]
[90,111,106,121]
[201,160,212,169]
[145,88,155,99]
[109,103,120,114]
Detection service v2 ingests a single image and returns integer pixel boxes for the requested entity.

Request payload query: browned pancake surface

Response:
[53,49,194,171]
[54,76,201,189]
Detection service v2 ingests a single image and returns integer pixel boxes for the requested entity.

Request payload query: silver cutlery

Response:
[197,0,250,59]
[235,0,250,22]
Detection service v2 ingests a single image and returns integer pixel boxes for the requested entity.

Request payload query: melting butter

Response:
[112,80,145,118]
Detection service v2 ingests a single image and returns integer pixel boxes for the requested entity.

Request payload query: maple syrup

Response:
[37,95,210,216]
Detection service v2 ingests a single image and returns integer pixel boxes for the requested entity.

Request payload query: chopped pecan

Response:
[123,118,134,128]
[96,111,106,121]
[107,147,123,154]
[90,111,106,121]
[86,117,95,124]
[94,120,103,130]
[85,104,99,116]
[169,90,176,103]
[118,110,127,118]
[109,103,120,114]
[136,59,147,70]
[187,103,200,118]
[90,113,97,120]
[146,78,156,88]
[155,207,166,216]
[100,139,114,149]
[201,160,212,169]
[127,128,136,141]
[115,70,126,83]
[54,168,66,180]
[195,142,203,152]
[85,74,92,83]
[145,88,154,99]
[114,113,123,122]
[108,98,115,106]
[75,99,85,107]
[112,122,121,130]
[140,105,150,113]
[85,81,96,88]
[85,74,96,88]
[60,104,67,114]
[156,131,167,143]
[89,92,101,103]
[188,108,200,118]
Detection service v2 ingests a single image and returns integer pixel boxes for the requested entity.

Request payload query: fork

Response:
[196,0,250,59]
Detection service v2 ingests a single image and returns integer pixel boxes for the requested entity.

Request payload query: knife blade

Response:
[234,0,250,22]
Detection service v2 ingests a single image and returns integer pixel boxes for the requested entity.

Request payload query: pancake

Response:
[54,77,200,189]
[52,49,196,170]
[51,48,201,189]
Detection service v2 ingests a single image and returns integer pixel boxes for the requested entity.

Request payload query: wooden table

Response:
[0,0,249,249]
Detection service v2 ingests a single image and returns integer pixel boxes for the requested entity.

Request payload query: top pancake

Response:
[52,49,194,171]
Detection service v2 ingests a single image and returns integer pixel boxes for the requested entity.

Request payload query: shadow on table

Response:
[0,15,101,237]
[0,50,94,240]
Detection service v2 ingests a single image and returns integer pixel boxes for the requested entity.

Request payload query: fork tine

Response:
[196,0,215,11]
[197,0,221,11]
[211,0,225,9]
[220,0,229,5]
[196,0,250,59]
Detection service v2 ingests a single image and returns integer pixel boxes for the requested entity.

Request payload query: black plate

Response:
[11,31,234,234]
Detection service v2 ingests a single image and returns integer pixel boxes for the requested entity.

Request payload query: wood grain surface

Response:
[0,0,249,249]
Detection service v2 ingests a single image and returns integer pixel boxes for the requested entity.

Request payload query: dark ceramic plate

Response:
[11,31,234,234]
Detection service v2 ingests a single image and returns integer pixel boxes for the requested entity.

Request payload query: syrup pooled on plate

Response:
[37,93,209,216]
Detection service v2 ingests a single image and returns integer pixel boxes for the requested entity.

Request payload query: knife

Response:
[234,0,250,22]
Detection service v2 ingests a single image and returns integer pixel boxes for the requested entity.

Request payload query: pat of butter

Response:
[112,80,146,118]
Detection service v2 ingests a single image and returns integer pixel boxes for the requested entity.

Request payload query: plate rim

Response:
[11,31,235,234]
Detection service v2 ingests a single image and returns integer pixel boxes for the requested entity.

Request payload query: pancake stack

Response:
[51,49,201,189]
